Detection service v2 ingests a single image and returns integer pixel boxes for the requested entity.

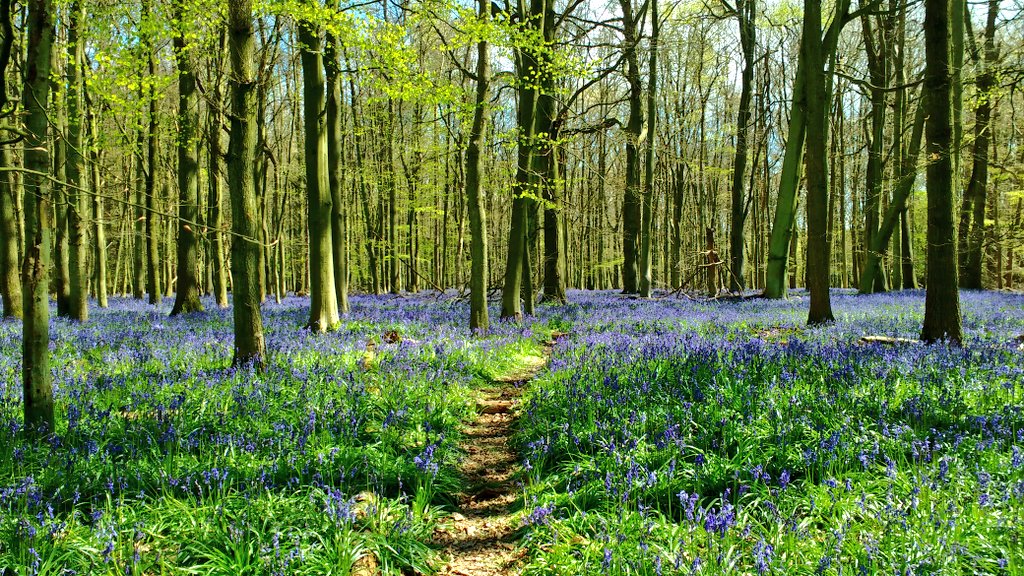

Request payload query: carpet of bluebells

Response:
[0,295,546,575]
[518,290,1024,576]
[0,289,1022,575]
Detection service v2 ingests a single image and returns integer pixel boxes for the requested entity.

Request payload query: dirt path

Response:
[434,337,561,576]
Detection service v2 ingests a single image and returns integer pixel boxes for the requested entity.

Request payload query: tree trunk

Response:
[728,0,755,294]
[0,144,20,318]
[860,15,889,294]
[619,0,643,294]
[639,0,659,297]
[65,0,87,321]
[300,21,339,331]
[501,0,541,320]
[536,0,566,304]
[207,33,229,308]
[22,0,55,434]
[921,0,962,344]
[763,58,806,298]
[960,0,998,289]
[325,33,349,314]
[859,100,926,293]
[804,0,834,325]
[145,42,161,306]
[170,0,204,315]
[89,114,108,307]
[227,0,266,367]
[466,0,491,332]
[53,79,70,316]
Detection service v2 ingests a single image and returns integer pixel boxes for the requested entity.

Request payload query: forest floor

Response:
[434,337,560,576]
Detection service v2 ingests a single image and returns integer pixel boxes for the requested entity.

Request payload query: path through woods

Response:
[434,335,563,576]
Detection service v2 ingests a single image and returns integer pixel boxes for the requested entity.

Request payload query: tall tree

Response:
[619,0,644,294]
[325,30,349,314]
[803,0,834,324]
[208,30,230,308]
[958,0,999,289]
[859,13,889,293]
[638,0,659,298]
[921,0,962,344]
[300,18,339,331]
[727,0,755,294]
[227,0,266,366]
[764,0,849,298]
[466,0,491,332]
[143,11,161,306]
[88,111,108,307]
[501,0,542,320]
[0,0,20,319]
[858,99,926,294]
[22,0,55,434]
[537,0,566,304]
[65,0,88,321]
[170,0,204,315]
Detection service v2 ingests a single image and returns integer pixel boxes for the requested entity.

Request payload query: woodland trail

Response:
[433,334,564,576]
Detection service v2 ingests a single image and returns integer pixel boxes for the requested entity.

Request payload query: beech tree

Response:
[921,0,963,344]
[22,0,55,433]
[228,0,266,366]
[170,0,204,315]
[466,0,491,332]
[300,15,340,332]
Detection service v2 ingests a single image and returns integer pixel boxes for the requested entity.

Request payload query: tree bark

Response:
[22,0,55,434]
[639,0,659,297]
[65,0,87,321]
[325,33,349,314]
[466,0,491,332]
[804,0,834,325]
[227,0,266,367]
[170,0,204,315]
[921,0,962,344]
[728,0,755,294]
[0,144,20,318]
[300,21,339,331]
[619,0,643,294]
[145,36,161,306]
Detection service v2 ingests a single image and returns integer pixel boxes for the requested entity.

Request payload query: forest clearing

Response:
[2,0,1024,572]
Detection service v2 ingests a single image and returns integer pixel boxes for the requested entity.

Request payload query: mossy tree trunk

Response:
[22,0,55,435]
[170,0,204,316]
[227,0,266,367]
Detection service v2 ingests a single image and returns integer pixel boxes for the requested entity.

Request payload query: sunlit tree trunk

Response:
[227,0,266,367]
[170,0,203,315]
[639,0,659,297]
[89,113,108,307]
[65,0,87,321]
[0,144,20,318]
[325,32,349,314]
[300,20,339,331]
[466,0,490,332]
[208,31,229,308]
[22,0,55,434]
